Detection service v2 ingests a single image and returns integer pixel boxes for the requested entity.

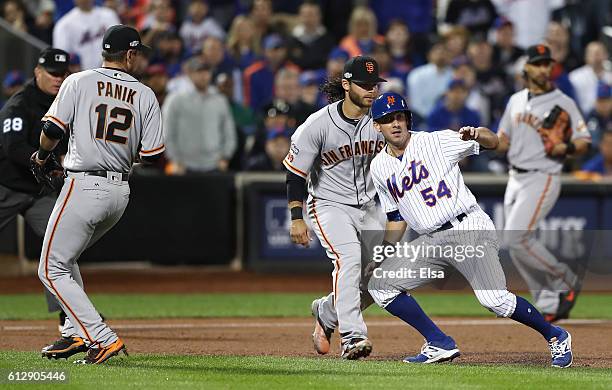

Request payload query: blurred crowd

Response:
[1,0,611,176]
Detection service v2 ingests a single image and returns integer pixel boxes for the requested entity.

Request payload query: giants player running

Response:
[365,92,573,368]
[284,56,386,359]
[496,45,591,322]
[36,25,164,364]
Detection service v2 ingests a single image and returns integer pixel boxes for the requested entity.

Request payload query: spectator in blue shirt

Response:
[586,82,612,150]
[581,130,612,177]
[427,78,480,131]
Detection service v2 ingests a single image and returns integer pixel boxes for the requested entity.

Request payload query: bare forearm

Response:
[475,127,499,150]
[384,221,407,243]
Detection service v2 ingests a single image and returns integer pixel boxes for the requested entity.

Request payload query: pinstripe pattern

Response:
[368,130,516,317]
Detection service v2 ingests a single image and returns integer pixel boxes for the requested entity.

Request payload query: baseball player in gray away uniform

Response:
[35,25,165,364]
[284,56,386,359]
[365,92,574,368]
[496,45,591,322]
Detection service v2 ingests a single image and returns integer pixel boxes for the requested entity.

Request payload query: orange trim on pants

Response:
[44,179,93,342]
[311,199,341,306]
[527,174,552,231]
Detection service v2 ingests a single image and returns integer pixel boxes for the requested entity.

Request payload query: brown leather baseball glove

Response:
[537,105,572,156]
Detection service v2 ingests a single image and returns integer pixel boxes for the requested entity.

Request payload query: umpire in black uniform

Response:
[0,48,81,330]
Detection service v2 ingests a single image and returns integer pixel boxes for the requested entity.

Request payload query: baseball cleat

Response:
[74,338,128,365]
[42,336,88,359]
[403,337,460,364]
[549,327,572,368]
[311,298,333,355]
[341,338,372,360]
[555,290,579,321]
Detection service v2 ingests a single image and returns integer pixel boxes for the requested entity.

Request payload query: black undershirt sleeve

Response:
[286,171,306,202]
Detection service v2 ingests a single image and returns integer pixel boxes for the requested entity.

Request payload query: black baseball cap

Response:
[102,24,151,54]
[343,56,386,84]
[38,48,70,74]
[526,44,553,64]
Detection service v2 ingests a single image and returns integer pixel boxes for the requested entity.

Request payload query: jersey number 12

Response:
[94,103,132,145]
[420,180,452,206]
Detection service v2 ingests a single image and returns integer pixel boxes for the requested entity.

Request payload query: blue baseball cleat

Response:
[403,336,460,364]
[549,327,573,368]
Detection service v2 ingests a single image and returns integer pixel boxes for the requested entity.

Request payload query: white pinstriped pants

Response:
[368,208,518,318]
[503,171,576,314]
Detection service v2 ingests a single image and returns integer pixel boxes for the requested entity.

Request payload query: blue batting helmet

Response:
[371,92,412,124]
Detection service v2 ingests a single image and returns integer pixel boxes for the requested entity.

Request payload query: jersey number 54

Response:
[420,180,451,207]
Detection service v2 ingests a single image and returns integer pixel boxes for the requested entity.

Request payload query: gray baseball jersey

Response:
[38,67,164,349]
[284,100,385,347]
[283,101,385,206]
[499,88,588,315]
[498,88,590,174]
[45,68,165,172]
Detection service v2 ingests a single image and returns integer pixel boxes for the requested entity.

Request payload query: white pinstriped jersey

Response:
[499,88,590,174]
[371,130,481,234]
[45,68,165,172]
[283,100,385,206]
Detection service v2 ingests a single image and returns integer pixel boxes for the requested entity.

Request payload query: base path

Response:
[2,317,611,368]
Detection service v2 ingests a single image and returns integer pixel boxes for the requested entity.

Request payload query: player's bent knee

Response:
[475,290,517,318]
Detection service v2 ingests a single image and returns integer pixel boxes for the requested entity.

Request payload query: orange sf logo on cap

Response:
[537,45,546,54]
[365,61,374,73]
[387,95,395,105]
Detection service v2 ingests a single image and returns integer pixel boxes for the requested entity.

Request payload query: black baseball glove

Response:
[30,152,65,194]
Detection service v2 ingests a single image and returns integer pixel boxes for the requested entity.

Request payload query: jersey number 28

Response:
[94,104,132,144]
[420,180,451,207]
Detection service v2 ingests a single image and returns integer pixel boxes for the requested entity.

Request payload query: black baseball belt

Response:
[435,212,467,232]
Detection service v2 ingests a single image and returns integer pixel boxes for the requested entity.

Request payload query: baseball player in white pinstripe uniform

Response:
[364,92,573,368]
[496,45,591,322]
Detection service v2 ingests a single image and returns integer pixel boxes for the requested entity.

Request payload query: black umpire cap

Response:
[102,24,151,54]
[526,44,554,64]
[38,48,70,74]
[342,56,387,84]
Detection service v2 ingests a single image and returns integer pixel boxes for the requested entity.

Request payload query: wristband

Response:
[290,206,303,220]
[565,142,576,155]
[37,148,51,161]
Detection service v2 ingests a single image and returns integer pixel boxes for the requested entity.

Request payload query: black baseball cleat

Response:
[341,338,373,360]
[42,336,88,359]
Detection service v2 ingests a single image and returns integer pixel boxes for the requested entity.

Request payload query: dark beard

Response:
[348,89,370,108]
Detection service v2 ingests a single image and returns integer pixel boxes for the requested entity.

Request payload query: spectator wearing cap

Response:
[0,48,71,324]
[326,47,350,79]
[444,0,497,37]
[586,82,612,150]
[52,0,120,70]
[2,71,25,108]
[162,57,236,174]
[339,6,385,57]
[287,0,334,71]
[491,16,523,76]
[427,78,481,132]
[580,130,612,178]
[451,56,490,126]
[179,0,225,54]
[292,70,325,125]
[243,33,300,112]
[142,64,169,105]
[245,125,291,172]
[227,15,261,71]
[569,41,612,115]
[384,19,425,80]
[407,40,452,118]
[248,99,295,162]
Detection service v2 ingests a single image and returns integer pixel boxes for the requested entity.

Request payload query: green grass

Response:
[0,293,611,321]
[0,352,611,389]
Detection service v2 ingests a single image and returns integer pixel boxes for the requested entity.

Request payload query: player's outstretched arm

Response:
[548,138,590,157]
[384,220,407,245]
[458,126,499,150]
